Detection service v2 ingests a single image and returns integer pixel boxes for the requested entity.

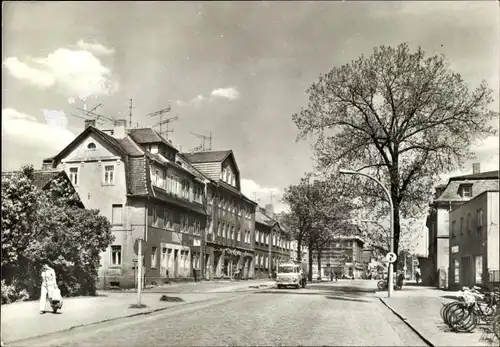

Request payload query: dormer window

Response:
[460,184,473,198]
[87,142,96,150]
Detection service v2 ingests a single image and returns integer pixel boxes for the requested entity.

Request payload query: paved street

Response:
[10,280,427,347]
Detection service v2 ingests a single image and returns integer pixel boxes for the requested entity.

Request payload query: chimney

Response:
[265,204,274,218]
[473,163,480,174]
[112,119,127,139]
[84,119,96,129]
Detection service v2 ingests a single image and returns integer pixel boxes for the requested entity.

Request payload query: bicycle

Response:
[441,286,499,333]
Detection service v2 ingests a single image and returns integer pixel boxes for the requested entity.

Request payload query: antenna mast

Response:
[190,132,212,151]
[146,106,174,138]
[128,99,134,128]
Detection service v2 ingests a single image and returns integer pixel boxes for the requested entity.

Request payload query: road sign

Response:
[133,239,146,256]
[386,252,397,263]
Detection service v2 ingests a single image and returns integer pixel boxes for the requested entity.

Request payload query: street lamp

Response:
[339,169,395,298]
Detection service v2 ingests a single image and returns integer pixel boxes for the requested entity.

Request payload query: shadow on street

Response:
[324,295,372,303]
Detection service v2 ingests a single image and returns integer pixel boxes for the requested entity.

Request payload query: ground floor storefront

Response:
[204,245,254,280]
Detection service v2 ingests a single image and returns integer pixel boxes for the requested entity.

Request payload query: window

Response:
[104,165,115,185]
[112,204,123,225]
[238,205,242,216]
[477,209,483,228]
[217,221,221,236]
[151,247,158,269]
[111,245,122,266]
[467,213,472,232]
[475,256,483,284]
[162,247,167,263]
[454,260,459,283]
[164,209,171,229]
[69,167,79,185]
[152,207,158,225]
[451,220,456,237]
[461,185,472,198]
[256,231,260,244]
[182,180,190,200]
[460,217,464,235]
[230,227,234,241]
[87,142,96,150]
[237,228,241,242]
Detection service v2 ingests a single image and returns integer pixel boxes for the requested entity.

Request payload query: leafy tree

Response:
[282,173,357,281]
[293,43,498,270]
[1,165,114,302]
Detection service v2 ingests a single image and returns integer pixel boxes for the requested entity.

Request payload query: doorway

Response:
[461,256,472,287]
[174,249,179,278]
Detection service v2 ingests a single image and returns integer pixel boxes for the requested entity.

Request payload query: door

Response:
[461,256,471,287]
[174,250,179,278]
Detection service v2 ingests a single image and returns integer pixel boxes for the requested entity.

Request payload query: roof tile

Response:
[181,150,231,163]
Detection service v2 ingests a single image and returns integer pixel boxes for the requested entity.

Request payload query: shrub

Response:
[1,165,114,303]
[1,279,29,304]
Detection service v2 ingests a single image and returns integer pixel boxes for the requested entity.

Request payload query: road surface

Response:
[12,281,428,347]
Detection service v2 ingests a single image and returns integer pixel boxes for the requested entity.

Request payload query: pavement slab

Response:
[376,286,499,347]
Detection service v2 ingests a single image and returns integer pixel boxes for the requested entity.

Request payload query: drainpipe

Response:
[143,199,148,289]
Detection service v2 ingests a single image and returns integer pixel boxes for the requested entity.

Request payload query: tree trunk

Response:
[317,249,322,280]
[392,200,401,274]
[297,237,302,261]
[308,239,313,282]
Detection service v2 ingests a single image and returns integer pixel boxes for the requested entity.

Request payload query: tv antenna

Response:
[68,112,105,125]
[128,99,135,128]
[76,104,116,123]
[146,106,176,138]
[190,132,212,151]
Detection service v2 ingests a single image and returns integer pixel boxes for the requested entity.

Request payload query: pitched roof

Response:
[181,150,231,163]
[449,170,499,181]
[2,170,68,190]
[128,128,177,151]
[256,208,274,226]
[435,170,499,202]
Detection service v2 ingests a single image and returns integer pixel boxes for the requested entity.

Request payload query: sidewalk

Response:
[375,286,498,346]
[1,279,274,344]
[141,279,275,293]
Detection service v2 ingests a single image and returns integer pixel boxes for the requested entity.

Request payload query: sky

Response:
[2,1,499,255]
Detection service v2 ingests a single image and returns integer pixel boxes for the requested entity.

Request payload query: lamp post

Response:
[339,169,395,298]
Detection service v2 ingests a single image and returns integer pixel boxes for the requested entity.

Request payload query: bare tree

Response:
[293,43,498,269]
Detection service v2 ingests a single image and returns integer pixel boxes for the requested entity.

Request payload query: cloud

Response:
[176,87,241,106]
[76,40,115,56]
[241,178,288,213]
[210,87,241,100]
[2,108,76,170]
[2,45,118,99]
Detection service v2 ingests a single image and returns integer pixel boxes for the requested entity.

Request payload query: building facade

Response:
[253,206,291,278]
[448,190,499,290]
[181,151,257,280]
[42,120,214,288]
[312,236,365,279]
[425,165,499,289]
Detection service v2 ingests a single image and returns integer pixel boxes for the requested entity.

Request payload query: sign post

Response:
[134,239,145,306]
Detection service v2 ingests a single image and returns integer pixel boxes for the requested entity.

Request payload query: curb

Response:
[5,296,217,345]
[378,297,434,347]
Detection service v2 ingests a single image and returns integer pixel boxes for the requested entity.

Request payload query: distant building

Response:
[253,205,290,278]
[448,190,499,290]
[312,235,365,279]
[425,164,499,289]
[182,150,257,280]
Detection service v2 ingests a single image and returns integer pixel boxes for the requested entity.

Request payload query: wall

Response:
[57,133,137,288]
[487,192,499,281]
[448,192,494,289]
